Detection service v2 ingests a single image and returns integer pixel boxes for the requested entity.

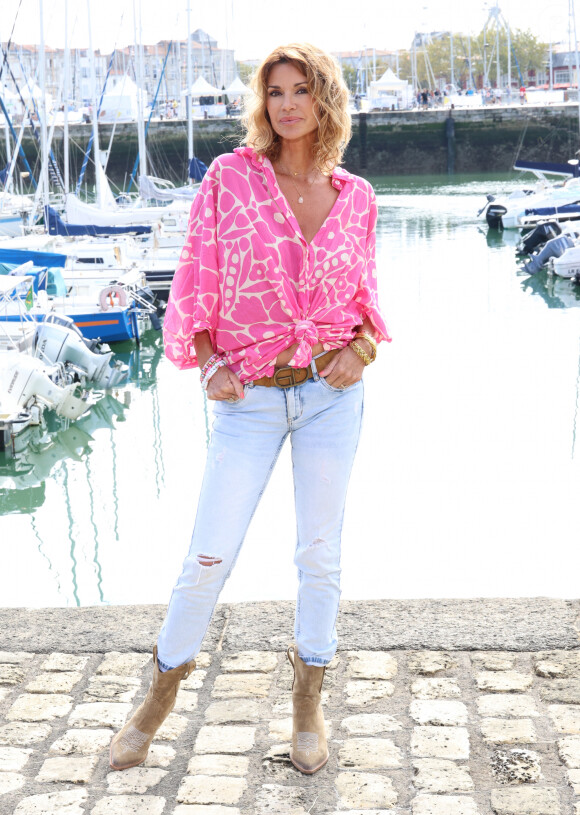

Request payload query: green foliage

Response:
[341,57,410,93]
[236,62,255,85]
[396,28,548,89]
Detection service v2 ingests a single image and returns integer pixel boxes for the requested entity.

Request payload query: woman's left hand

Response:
[318,346,365,389]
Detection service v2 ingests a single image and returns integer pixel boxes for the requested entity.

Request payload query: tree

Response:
[236,62,255,85]
[394,28,548,90]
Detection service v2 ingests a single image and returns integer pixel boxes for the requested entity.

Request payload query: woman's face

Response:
[265,62,319,143]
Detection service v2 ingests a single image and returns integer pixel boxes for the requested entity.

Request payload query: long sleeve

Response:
[163,162,221,369]
[354,186,391,343]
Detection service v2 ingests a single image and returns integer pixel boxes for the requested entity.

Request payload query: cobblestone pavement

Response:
[3,645,580,814]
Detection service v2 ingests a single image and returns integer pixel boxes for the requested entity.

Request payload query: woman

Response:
[110,42,389,776]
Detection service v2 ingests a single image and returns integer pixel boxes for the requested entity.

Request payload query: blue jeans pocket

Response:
[318,377,362,394]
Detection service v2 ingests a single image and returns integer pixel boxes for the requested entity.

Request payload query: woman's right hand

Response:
[206,365,244,401]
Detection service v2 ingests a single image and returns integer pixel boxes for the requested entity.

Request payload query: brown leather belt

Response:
[251,349,340,389]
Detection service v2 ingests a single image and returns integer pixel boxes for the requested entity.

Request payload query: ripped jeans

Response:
[157,370,364,669]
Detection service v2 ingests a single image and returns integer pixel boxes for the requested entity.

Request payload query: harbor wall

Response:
[19,105,580,186]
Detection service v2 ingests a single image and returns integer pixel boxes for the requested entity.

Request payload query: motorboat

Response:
[0,274,129,456]
[0,221,180,299]
[482,159,580,230]
[548,245,580,278]
[0,350,89,456]
[0,251,160,343]
[522,234,576,275]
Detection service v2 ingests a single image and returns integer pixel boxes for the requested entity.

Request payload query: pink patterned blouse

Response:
[164,146,390,382]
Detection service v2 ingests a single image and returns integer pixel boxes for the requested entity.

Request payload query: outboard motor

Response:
[486,202,507,230]
[518,221,562,255]
[33,314,127,388]
[523,234,575,275]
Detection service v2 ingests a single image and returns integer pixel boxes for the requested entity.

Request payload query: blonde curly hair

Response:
[241,43,351,173]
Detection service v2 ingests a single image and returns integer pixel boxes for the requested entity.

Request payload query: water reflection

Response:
[519,269,580,309]
[3,174,580,607]
[0,330,167,514]
[2,382,128,508]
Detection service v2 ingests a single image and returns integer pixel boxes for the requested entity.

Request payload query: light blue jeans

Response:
[157,363,364,669]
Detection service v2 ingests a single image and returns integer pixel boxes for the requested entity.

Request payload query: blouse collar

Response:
[234,146,354,192]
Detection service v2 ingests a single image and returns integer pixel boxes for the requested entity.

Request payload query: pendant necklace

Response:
[278,162,319,204]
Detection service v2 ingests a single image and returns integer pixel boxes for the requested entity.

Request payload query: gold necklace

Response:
[278,162,319,204]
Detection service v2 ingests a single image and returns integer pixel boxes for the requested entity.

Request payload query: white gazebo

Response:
[0,85,18,119]
[183,76,223,98]
[99,75,147,123]
[181,75,226,119]
[224,76,251,98]
[369,68,413,110]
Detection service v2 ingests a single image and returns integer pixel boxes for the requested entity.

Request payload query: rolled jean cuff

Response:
[299,654,331,666]
[157,656,176,672]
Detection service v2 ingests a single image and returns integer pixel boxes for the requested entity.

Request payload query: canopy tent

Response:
[0,86,18,101]
[182,75,223,97]
[372,68,408,89]
[224,76,251,96]
[0,85,18,116]
[369,68,412,110]
[99,75,147,122]
[20,82,43,99]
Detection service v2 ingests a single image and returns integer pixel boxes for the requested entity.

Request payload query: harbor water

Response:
[2,172,580,607]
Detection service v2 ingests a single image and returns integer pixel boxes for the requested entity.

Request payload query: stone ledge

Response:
[0,598,578,653]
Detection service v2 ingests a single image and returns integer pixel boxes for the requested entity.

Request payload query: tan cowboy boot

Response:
[109,646,195,770]
[287,644,329,774]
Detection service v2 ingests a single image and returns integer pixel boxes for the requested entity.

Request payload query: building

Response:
[547,46,580,87]
[0,29,235,112]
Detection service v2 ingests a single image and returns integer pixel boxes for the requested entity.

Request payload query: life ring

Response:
[100,285,127,311]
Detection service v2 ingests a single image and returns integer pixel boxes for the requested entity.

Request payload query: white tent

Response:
[0,86,18,101]
[369,68,413,110]
[183,75,222,98]
[224,76,251,97]
[99,75,147,123]
[19,82,54,114]
[20,83,42,99]
[0,85,18,116]
[373,68,407,89]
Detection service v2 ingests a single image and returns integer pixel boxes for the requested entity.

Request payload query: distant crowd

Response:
[415,86,528,109]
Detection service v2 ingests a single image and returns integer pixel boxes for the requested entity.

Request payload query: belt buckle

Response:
[273,366,308,389]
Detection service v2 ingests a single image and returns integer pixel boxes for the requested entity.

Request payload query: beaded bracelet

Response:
[201,358,226,390]
[349,340,373,366]
[200,353,221,380]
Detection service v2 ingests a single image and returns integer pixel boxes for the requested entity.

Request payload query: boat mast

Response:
[496,2,501,90]
[39,0,50,213]
[507,17,512,98]
[187,1,194,162]
[63,0,70,193]
[86,0,102,205]
[135,0,147,178]
[468,34,473,90]
[450,32,454,88]
[130,0,148,184]
[572,0,580,146]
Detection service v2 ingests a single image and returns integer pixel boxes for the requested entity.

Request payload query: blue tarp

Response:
[515,159,580,178]
[45,206,152,237]
[0,247,67,268]
[189,157,208,182]
[525,202,580,217]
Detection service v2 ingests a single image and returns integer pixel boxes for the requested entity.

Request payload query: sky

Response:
[0,0,577,61]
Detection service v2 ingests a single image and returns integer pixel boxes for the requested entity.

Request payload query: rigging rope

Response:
[75,49,117,194]
[0,0,24,84]
[127,40,173,192]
